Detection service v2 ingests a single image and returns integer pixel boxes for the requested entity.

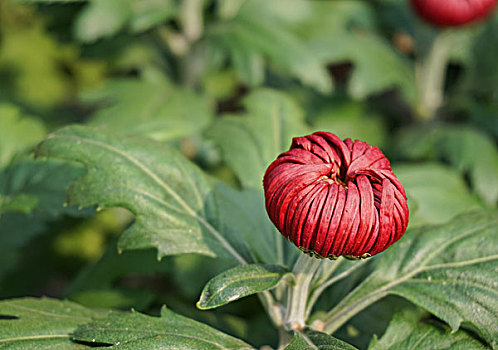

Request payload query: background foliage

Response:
[0,0,496,349]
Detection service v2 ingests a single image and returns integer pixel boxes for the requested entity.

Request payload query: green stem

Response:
[416,30,452,120]
[283,254,323,330]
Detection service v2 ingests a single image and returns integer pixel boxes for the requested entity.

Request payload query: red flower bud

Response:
[263,132,409,259]
[410,0,496,27]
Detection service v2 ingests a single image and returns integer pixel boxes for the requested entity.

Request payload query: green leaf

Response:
[394,163,483,226]
[212,184,280,264]
[74,0,132,42]
[0,159,85,217]
[85,78,213,142]
[0,159,87,281]
[197,264,293,310]
[209,9,332,93]
[396,125,498,206]
[286,329,357,350]
[310,32,415,102]
[36,125,250,263]
[0,297,106,349]
[73,306,252,349]
[74,0,177,42]
[319,211,498,349]
[66,243,170,296]
[369,311,488,350]
[311,101,386,148]
[207,89,308,189]
[0,104,46,168]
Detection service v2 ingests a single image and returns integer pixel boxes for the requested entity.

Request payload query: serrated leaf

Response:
[36,125,251,263]
[0,104,46,168]
[394,163,483,226]
[73,306,252,349]
[197,264,292,310]
[207,89,308,189]
[286,329,357,350]
[85,78,213,142]
[396,125,498,206]
[319,211,498,349]
[369,311,487,350]
[0,297,106,349]
[310,32,415,102]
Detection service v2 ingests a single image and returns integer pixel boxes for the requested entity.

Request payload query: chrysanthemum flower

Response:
[263,132,409,259]
[410,0,496,27]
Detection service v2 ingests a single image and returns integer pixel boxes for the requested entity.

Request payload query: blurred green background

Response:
[0,0,496,348]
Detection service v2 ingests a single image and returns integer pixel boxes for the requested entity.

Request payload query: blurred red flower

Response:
[410,0,496,27]
[263,132,409,259]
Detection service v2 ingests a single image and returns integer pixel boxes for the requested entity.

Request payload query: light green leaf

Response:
[0,104,46,168]
[396,125,498,206]
[73,306,252,349]
[85,78,213,142]
[207,89,308,189]
[286,329,357,350]
[197,264,293,310]
[0,297,106,349]
[310,32,415,102]
[74,0,177,42]
[369,311,487,350]
[394,163,483,226]
[319,211,498,349]
[36,125,250,263]
[74,0,132,42]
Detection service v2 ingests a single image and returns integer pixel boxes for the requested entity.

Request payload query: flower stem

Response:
[283,253,323,330]
[416,30,452,120]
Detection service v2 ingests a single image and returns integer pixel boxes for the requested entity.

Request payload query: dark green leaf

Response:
[286,329,357,350]
[319,211,498,349]
[369,311,488,350]
[197,264,293,310]
[0,297,106,349]
[85,77,213,142]
[36,125,251,263]
[0,159,87,280]
[73,306,252,349]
